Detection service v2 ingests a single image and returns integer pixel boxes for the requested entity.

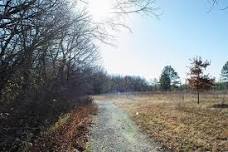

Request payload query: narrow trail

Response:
[89,100,165,152]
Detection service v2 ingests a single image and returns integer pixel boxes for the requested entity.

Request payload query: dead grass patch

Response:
[114,92,228,152]
[32,103,97,152]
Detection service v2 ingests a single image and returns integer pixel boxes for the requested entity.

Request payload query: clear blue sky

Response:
[99,0,228,82]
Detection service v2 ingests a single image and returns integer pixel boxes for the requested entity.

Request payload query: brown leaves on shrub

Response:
[32,103,97,152]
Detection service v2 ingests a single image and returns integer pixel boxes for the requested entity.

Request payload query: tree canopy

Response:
[221,61,228,82]
[159,65,180,91]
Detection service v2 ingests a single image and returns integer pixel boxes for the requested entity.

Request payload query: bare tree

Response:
[207,0,228,11]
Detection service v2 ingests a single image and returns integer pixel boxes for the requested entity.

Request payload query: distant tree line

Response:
[89,58,228,97]
[90,69,150,94]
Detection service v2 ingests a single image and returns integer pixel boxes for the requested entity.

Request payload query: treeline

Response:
[91,71,150,94]
[90,58,228,95]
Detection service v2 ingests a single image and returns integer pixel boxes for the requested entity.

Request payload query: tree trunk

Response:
[197,91,199,104]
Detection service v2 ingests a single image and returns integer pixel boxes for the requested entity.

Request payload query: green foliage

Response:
[221,61,228,82]
[159,65,180,91]
[160,72,171,91]
[220,61,228,89]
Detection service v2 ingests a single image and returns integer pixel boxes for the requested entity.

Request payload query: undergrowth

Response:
[0,95,97,152]
[32,100,97,152]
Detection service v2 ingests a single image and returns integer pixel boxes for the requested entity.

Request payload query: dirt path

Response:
[89,100,165,152]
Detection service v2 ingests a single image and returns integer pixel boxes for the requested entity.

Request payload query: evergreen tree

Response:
[159,65,180,90]
[187,57,215,104]
[221,61,228,89]
[221,61,228,81]
[160,72,171,90]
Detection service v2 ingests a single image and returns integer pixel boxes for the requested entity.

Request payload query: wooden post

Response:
[197,91,200,104]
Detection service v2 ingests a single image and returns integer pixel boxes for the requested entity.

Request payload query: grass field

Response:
[102,92,228,152]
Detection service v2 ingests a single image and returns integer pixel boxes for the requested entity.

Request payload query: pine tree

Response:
[159,65,180,90]
[221,61,228,89]
[187,57,215,104]
[160,72,171,91]
[221,61,228,81]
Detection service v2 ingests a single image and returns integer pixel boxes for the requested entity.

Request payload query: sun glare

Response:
[87,0,113,21]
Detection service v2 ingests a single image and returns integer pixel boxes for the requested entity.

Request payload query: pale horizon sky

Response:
[88,0,228,83]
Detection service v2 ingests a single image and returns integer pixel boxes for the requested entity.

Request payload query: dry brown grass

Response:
[32,102,97,152]
[112,92,228,152]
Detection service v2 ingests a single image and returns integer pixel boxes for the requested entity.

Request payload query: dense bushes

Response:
[0,0,99,151]
[32,98,97,152]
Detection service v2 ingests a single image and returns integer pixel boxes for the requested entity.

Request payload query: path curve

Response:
[89,100,166,152]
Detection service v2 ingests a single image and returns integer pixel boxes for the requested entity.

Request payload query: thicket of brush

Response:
[0,0,100,151]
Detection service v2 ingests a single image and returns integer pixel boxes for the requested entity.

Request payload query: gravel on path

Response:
[89,100,166,152]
